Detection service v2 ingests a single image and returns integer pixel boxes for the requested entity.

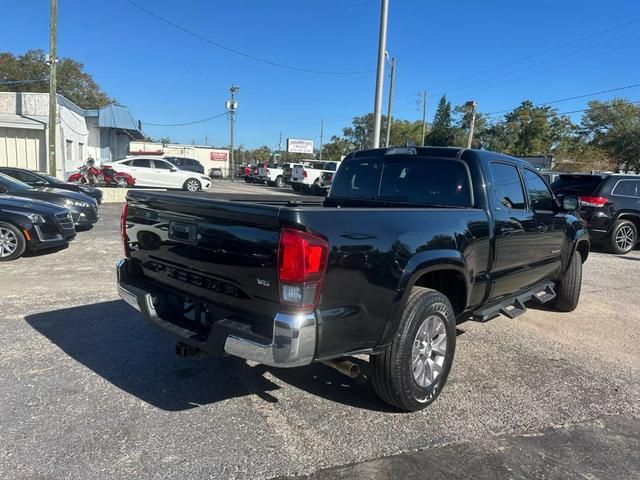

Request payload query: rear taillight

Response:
[579,196,608,207]
[278,228,328,310]
[303,170,308,178]
[121,203,130,257]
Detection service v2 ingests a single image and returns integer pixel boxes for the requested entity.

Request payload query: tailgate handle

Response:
[168,222,198,244]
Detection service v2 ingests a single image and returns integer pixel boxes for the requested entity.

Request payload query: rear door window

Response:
[152,160,173,170]
[132,159,152,168]
[612,179,638,197]
[489,162,526,210]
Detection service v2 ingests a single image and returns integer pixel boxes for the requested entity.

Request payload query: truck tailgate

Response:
[125,191,284,321]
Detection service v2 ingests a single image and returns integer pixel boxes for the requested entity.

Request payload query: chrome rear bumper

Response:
[116,258,316,367]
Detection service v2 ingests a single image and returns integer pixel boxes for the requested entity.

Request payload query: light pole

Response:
[420,91,427,146]
[226,85,239,179]
[384,56,396,148]
[48,0,58,177]
[372,0,389,148]
[465,100,477,149]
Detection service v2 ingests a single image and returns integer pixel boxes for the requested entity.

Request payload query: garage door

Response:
[0,127,46,171]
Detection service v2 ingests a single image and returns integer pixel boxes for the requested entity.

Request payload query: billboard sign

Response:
[287,138,314,154]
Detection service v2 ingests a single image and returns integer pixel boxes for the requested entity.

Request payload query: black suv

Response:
[162,156,205,174]
[552,173,640,254]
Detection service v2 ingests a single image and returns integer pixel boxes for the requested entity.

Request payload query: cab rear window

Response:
[330,155,472,207]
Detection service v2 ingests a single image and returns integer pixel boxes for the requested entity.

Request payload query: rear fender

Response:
[378,250,470,347]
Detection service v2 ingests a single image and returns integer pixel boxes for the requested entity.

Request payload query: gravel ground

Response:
[1,184,639,479]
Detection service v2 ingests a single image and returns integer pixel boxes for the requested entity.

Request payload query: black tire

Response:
[275,176,284,188]
[553,250,582,312]
[371,287,456,412]
[183,178,201,192]
[244,177,252,183]
[608,219,637,254]
[311,180,321,196]
[292,183,301,192]
[0,222,27,261]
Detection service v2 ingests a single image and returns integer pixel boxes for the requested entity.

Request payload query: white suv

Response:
[109,157,212,191]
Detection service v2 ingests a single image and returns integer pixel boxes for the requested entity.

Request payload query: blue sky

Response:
[2,0,640,148]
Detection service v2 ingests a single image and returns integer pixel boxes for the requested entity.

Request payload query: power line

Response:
[440,27,640,100]
[143,112,227,127]
[428,17,640,93]
[486,82,640,115]
[125,0,372,75]
[556,100,640,116]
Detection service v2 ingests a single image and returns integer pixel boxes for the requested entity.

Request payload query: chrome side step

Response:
[472,282,556,322]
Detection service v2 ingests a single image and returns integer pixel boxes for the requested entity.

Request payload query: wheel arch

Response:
[378,250,470,347]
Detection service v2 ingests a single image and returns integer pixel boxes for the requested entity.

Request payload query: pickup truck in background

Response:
[258,163,286,188]
[117,146,589,411]
[291,160,341,194]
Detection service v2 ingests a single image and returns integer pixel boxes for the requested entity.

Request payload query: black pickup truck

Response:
[117,146,589,411]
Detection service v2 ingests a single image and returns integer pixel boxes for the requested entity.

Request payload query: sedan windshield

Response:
[0,172,33,191]
[38,173,65,185]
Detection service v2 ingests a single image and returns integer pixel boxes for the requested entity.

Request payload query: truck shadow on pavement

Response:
[25,300,396,412]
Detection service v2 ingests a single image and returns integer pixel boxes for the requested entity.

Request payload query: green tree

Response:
[0,49,112,109]
[580,99,640,171]
[428,95,454,146]
[483,101,572,156]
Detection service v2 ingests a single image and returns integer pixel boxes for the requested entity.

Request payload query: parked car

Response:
[540,171,562,185]
[551,173,640,254]
[291,160,341,194]
[108,157,212,191]
[0,167,103,204]
[0,195,75,261]
[208,167,224,179]
[117,146,589,411]
[282,162,303,187]
[163,156,205,174]
[258,163,286,187]
[0,173,99,228]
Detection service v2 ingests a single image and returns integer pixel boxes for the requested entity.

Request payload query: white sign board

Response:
[287,138,314,154]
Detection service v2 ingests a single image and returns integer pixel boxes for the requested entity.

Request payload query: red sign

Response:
[210,151,228,161]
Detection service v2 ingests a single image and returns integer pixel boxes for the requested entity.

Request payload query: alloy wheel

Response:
[187,180,200,192]
[0,227,18,258]
[616,225,635,252]
[411,315,448,388]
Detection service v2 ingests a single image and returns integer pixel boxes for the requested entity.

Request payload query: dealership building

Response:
[0,91,144,178]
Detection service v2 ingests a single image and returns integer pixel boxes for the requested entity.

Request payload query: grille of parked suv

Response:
[56,212,75,230]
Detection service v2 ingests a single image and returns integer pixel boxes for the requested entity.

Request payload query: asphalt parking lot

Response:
[1,182,640,479]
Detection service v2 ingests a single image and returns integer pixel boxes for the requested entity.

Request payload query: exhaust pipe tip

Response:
[321,358,360,379]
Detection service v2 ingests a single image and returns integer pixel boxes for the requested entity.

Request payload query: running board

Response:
[472,282,556,322]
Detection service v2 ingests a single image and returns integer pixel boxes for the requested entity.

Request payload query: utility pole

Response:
[384,57,396,148]
[319,120,324,161]
[465,100,477,149]
[421,91,427,146]
[372,0,389,148]
[48,0,58,177]
[204,135,208,145]
[226,85,239,179]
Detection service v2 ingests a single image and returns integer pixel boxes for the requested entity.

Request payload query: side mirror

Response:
[562,195,579,211]
[33,180,47,186]
[170,167,178,172]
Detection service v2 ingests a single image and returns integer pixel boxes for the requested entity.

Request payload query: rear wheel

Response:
[371,287,456,411]
[183,178,201,192]
[608,219,637,254]
[0,223,27,261]
[275,175,284,188]
[553,250,582,312]
[116,177,128,188]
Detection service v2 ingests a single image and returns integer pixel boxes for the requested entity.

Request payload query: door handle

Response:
[537,224,549,233]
